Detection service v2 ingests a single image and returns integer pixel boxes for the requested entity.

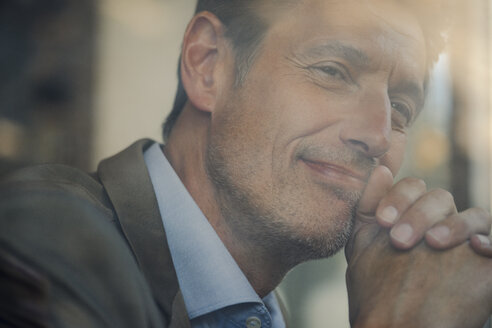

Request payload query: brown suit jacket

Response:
[0,139,190,327]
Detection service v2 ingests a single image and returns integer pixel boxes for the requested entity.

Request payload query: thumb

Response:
[357,165,394,218]
[346,165,393,260]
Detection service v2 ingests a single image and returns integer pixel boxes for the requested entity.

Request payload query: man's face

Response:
[206,0,427,261]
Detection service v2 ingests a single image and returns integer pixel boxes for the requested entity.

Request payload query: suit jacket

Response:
[0,139,191,327]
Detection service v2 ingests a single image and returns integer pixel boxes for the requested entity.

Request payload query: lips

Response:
[301,158,369,188]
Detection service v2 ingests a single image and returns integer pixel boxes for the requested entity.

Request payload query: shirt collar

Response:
[143,143,262,319]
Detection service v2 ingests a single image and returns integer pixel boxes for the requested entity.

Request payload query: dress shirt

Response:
[144,143,285,328]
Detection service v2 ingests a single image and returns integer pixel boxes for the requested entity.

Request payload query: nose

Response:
[339,88,391,159]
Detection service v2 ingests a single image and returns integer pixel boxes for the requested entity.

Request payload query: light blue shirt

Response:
[144,143,286,328]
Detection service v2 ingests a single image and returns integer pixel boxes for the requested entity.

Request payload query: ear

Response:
[180,12,227,113]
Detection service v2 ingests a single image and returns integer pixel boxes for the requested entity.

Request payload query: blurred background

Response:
[0,0,490,326]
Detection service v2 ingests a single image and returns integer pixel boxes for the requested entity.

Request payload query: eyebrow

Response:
[304,41,371,69]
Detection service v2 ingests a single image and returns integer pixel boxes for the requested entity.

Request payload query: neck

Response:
[164,104,291,297]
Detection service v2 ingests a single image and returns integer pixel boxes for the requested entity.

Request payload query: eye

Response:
[318,65,346,79]
[391,101,413,128]
[310,62,350,82]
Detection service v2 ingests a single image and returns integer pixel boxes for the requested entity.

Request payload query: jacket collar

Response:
[97,139,188,327]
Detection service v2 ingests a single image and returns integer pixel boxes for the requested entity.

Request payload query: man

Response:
[1,0,492,327]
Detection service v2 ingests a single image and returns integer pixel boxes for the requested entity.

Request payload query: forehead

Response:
[271,0,425,40]
[264,0,427,79]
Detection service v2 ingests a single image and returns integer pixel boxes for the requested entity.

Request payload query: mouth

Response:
[301,158,368,189]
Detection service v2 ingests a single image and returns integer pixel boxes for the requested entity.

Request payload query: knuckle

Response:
[412,178,427,191]
[429,188,454,204]
[450,215,467,231]
[408,206,428,224]
[474,207,490,218]
[471,207,492,224]
[400,177,427,191]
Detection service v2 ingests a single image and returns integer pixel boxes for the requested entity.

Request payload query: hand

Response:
[346,227,492,327]
[345,166,492,327]
[348,166,492,255]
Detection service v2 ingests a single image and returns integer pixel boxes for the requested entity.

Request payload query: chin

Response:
[264,202,358,267]
[296,209,356,260]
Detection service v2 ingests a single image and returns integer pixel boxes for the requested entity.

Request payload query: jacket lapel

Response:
[97,139,189,326]
[169,291,191,328]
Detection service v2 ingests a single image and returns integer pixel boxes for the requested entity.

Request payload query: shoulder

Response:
[0,168,165,327]
[1,163,115,220]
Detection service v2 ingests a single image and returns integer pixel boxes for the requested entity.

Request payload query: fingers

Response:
[346,165,393,261]
[425,207,492,250]
[359,171,491,255]
[356,165,394,218]
[375,177,427,227]
[470,234,492,257]
[387,188,457,249]
[353,169,490,256]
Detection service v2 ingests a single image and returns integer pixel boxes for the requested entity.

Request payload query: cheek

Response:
[272,82,353,142]
[380,132,407,176]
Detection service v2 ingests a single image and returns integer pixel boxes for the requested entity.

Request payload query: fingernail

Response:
[391,224,413,245]
[427,225,450,244]
[379,206,398,224]
[477,234,491,246]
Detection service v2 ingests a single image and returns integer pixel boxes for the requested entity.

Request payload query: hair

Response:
[161,0,282,142]
[161,0,450,142]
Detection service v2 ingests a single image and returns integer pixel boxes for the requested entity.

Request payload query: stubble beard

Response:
[205,140,362,268]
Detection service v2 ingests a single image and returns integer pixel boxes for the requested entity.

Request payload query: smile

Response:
[301,158,368,189]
